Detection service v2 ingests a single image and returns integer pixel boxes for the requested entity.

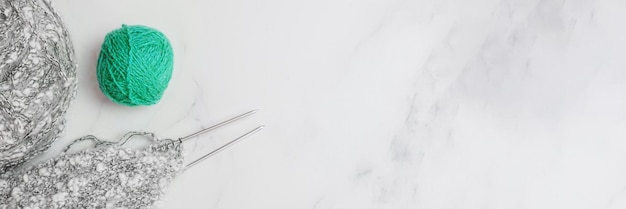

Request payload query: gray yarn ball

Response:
[0,0,76,172]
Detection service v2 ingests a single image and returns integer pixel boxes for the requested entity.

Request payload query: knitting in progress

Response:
[0,110,263,208]
[0,0,77,172]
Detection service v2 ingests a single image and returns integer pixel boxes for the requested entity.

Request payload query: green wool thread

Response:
[97,24,174,106]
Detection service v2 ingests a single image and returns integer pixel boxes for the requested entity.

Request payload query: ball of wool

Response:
[97,25,174,106]
[0,0,77,172]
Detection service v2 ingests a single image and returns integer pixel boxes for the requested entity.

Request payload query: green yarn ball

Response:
[97,25,174,106]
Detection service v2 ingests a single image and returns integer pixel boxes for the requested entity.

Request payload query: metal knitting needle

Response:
[185,125,265,169]
[179,109,258,142]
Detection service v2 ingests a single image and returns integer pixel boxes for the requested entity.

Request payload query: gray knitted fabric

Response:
[0,0,77,172]
[0,134,184,209]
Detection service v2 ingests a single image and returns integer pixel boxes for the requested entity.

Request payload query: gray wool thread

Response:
[0,0,77,172]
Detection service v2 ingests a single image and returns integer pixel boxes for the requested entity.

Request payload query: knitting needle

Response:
[179,109,258,142]
[185,125,264,169]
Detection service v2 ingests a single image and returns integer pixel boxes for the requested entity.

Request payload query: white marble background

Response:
[46,0,626,208]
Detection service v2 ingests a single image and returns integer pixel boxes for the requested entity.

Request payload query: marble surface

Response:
[45,0,626,208]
